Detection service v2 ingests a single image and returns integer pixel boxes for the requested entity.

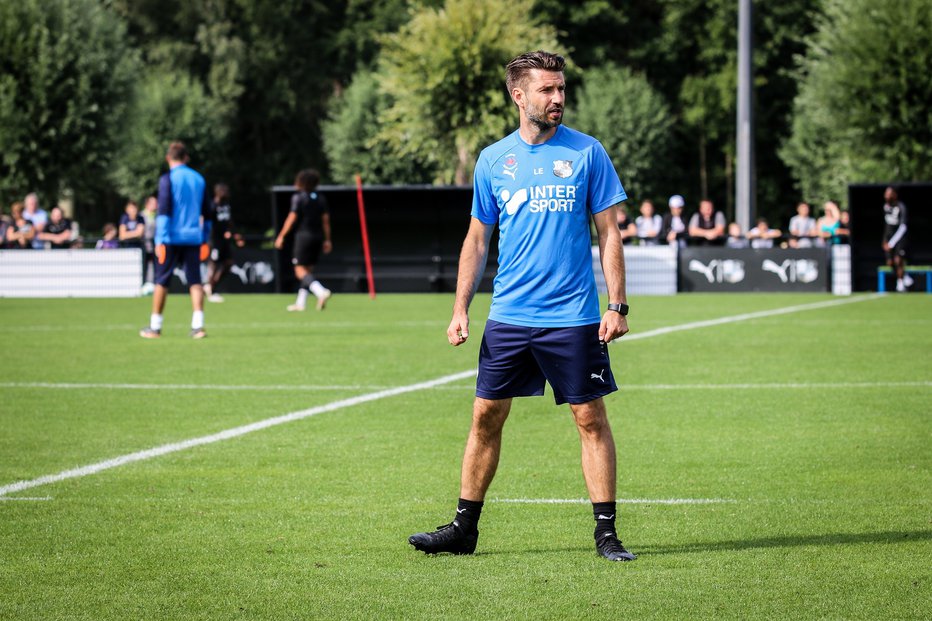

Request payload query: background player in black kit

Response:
[204,182,243,303]
[882,186,912,292]
[274,169,333,311]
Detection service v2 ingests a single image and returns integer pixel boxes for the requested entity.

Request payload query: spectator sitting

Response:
[22,192,48,249]
[788,201,818,248]
[119,200,146,248]
[688,199,726,245]
[662,194,688,247]
[38,205,75,249]
[6,202,35,249]
[141,195,158,294]
[96,223,120,249]
[746,217,782,249]
[725,222,748,248]
[635,199,662,246]
[615,204,637,244]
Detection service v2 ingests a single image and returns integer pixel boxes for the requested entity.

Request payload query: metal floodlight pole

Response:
[736,0,756,232]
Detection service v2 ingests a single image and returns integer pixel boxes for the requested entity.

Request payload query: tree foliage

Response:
[109,69,231,201]
[782,0,932,204]
[0,0,138,209]
[376,0,562,185]
[322,71,432,185]
[573,66,675,202]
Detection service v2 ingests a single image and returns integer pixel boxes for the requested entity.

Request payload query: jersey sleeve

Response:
[470,154,498,225]
[290,193,303,214]
[318,193,330,214]
[586,142,627,214]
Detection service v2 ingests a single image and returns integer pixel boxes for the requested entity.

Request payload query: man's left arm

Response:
[593,205,628,343]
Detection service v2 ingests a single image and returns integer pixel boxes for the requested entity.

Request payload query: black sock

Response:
[454,498,483,535]
[592,501,617,539]
[300,274,314,289]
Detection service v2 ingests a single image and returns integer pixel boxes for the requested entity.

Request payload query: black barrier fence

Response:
[270,185,497,294]
[167,246,277,294]
[679,247,831,292]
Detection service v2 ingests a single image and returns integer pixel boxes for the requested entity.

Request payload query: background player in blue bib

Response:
[409,51,635,562]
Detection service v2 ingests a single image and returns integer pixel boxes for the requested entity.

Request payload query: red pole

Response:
[355,174,376,299]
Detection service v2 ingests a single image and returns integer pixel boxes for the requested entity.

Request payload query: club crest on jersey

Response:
[552,160,573,178]
[502,154,518,180]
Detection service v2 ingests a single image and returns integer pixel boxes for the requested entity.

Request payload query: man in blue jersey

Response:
[409,51,634,562]
[140,142,212,339]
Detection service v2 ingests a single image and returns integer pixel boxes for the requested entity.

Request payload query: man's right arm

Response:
[447,217,494,346]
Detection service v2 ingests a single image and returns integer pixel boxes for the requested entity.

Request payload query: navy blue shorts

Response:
[154,244,203,287]
[476,320,618,405]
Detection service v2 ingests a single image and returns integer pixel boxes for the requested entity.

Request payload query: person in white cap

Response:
[662,194,688,247]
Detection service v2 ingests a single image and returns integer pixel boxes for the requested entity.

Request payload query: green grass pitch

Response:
[0,292,929,619]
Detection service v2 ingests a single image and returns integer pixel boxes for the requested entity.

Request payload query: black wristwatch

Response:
[607,302,629,316]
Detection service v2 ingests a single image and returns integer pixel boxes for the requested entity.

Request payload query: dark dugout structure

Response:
[270,185,497,294]
[848,183,932,291]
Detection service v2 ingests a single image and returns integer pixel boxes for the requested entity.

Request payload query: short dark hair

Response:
[294,169,320,192]
[166,141,188,162]
[505,50,566,94]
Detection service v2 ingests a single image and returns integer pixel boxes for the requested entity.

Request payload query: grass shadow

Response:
[640,530,932,556]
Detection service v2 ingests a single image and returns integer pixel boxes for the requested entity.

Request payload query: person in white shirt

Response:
[788,202,818,248]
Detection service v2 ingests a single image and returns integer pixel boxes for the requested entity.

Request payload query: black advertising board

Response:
[678,247,830,292]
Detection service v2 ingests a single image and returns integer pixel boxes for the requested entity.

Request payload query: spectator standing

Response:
[838,210,851,245]
[118,200,146,248]
[818,201,846,246]
[881,187,911,292]
[204,183,244,303]
[139,141,212,339]
[635,199,662,245]
[22,193,48,249]
[141,195,158,294]
[746,217,782,249]
[6,202,35,249]
[38,206,74,248]
[688,199,726,245]
[616,204,637,244]
[0,207,11,248]
[788,202,818,248]
[661,194,688,247]
[275,169,333,312]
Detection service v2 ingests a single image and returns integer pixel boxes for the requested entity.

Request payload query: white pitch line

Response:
[0,381,396,392]
[0,369,477,498]
[3,380,928,393]
[617,294,883,343]
[620,381,932,390]
[0,496,52,502]
[0,294,884,499]
[494,498,736,505]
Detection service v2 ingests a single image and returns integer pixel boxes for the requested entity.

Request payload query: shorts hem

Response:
[476,388,545,401]
[557,385,618,406]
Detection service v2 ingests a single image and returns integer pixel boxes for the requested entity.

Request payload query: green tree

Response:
[109,69,230,202]
[376,0,561,185]
[0,0,138,211]
[574,65,675,202]
[322,70,432,185]
[782,0,932,205]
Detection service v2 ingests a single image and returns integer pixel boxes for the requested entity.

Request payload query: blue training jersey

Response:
[472,125,626,327]
[155,164,211,246]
